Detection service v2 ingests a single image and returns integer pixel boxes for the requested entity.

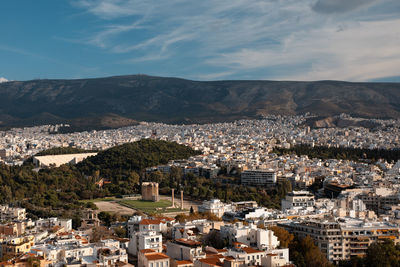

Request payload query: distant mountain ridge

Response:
[0,74,399,130]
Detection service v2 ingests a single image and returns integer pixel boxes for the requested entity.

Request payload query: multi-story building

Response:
[359,191,400,215]
[129,231,163,256]
[0,205,26,222]
[220,222,279,251]
[166,239,205,262]
[279,218,400,263]
[281,191,315,212]
[198,199,232,218]
[241,170,276,187]
[35,217,72,232]
[138,249,171,267]
[0,236,35,258]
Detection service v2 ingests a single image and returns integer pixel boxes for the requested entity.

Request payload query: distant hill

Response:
[1,74,400,130]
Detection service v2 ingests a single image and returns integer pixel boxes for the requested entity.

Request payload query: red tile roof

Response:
[175,238,201,246]
[140,219,163,225]
[145,253,170,261]
[140,249,156,254]
[242,247,263,254]
[175,260,193,265]
[198,257,223,267]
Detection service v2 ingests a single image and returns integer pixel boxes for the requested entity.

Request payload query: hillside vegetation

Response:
[0,139,199,219]
[77,139,202,178]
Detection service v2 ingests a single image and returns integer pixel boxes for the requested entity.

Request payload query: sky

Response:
[0,0,399,82]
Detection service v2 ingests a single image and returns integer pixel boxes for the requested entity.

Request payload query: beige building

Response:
[279,218,400,263]
[0,236,35,258]
[138,249,171,267]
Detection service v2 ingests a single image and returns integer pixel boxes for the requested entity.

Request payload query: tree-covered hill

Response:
[0,139,200,219]
[77,139,201,178]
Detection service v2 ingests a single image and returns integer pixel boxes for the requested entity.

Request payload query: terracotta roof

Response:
[175,260,193,265]
[216,249,227,253]
[155,216,175,222]
[140,219,163,225]
[175,238,201,246]
[140,249,156,254]
[145,253,170,261]
[242,247,263,254]
[198,257,223,267]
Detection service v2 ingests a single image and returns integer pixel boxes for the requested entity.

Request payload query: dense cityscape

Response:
[0,114,400,266]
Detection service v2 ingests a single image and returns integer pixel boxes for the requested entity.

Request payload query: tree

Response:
[91,226,113,242]
[290,236,333,267]
[202,230,228,249]
[114,227,127,238]
[98,211,114,227]
[365,240,400,267]
[269,226,294,248]
[0,185,12,203]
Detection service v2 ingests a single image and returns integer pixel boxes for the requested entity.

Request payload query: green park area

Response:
[118,199,184,214]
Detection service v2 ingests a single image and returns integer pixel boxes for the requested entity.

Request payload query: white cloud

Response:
[70,0,400,81]
[0,77,8,83]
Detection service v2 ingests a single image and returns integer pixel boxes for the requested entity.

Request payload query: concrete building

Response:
[166,239,204,261]
[129,231,163,256]
[220,222,280,251]
[142,182,160,202]
[198,199,232,217]
[281,191,315,212]
[35,218,72,232]
[138,249,171,267]
[0,236,35,258]
[241,170,277,187]
[279,218,400,263]
[0,205,26,222]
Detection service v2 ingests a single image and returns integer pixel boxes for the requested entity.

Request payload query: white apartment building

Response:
[0,205,26,222]
[129,231,163,256]
[241,170,277,187]
[166,239,205,262]
[138,249,171,267]
[198,199,232,217]
[36,217,72,231]
[281,191,315,212]
[220,222,280,251]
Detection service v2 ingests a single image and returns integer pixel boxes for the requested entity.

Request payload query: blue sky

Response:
[0,0,399,82]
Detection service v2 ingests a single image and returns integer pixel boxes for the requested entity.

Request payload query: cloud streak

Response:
[69,0,400,81]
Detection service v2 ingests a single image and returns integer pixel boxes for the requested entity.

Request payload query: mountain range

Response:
[0,74,399,131]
